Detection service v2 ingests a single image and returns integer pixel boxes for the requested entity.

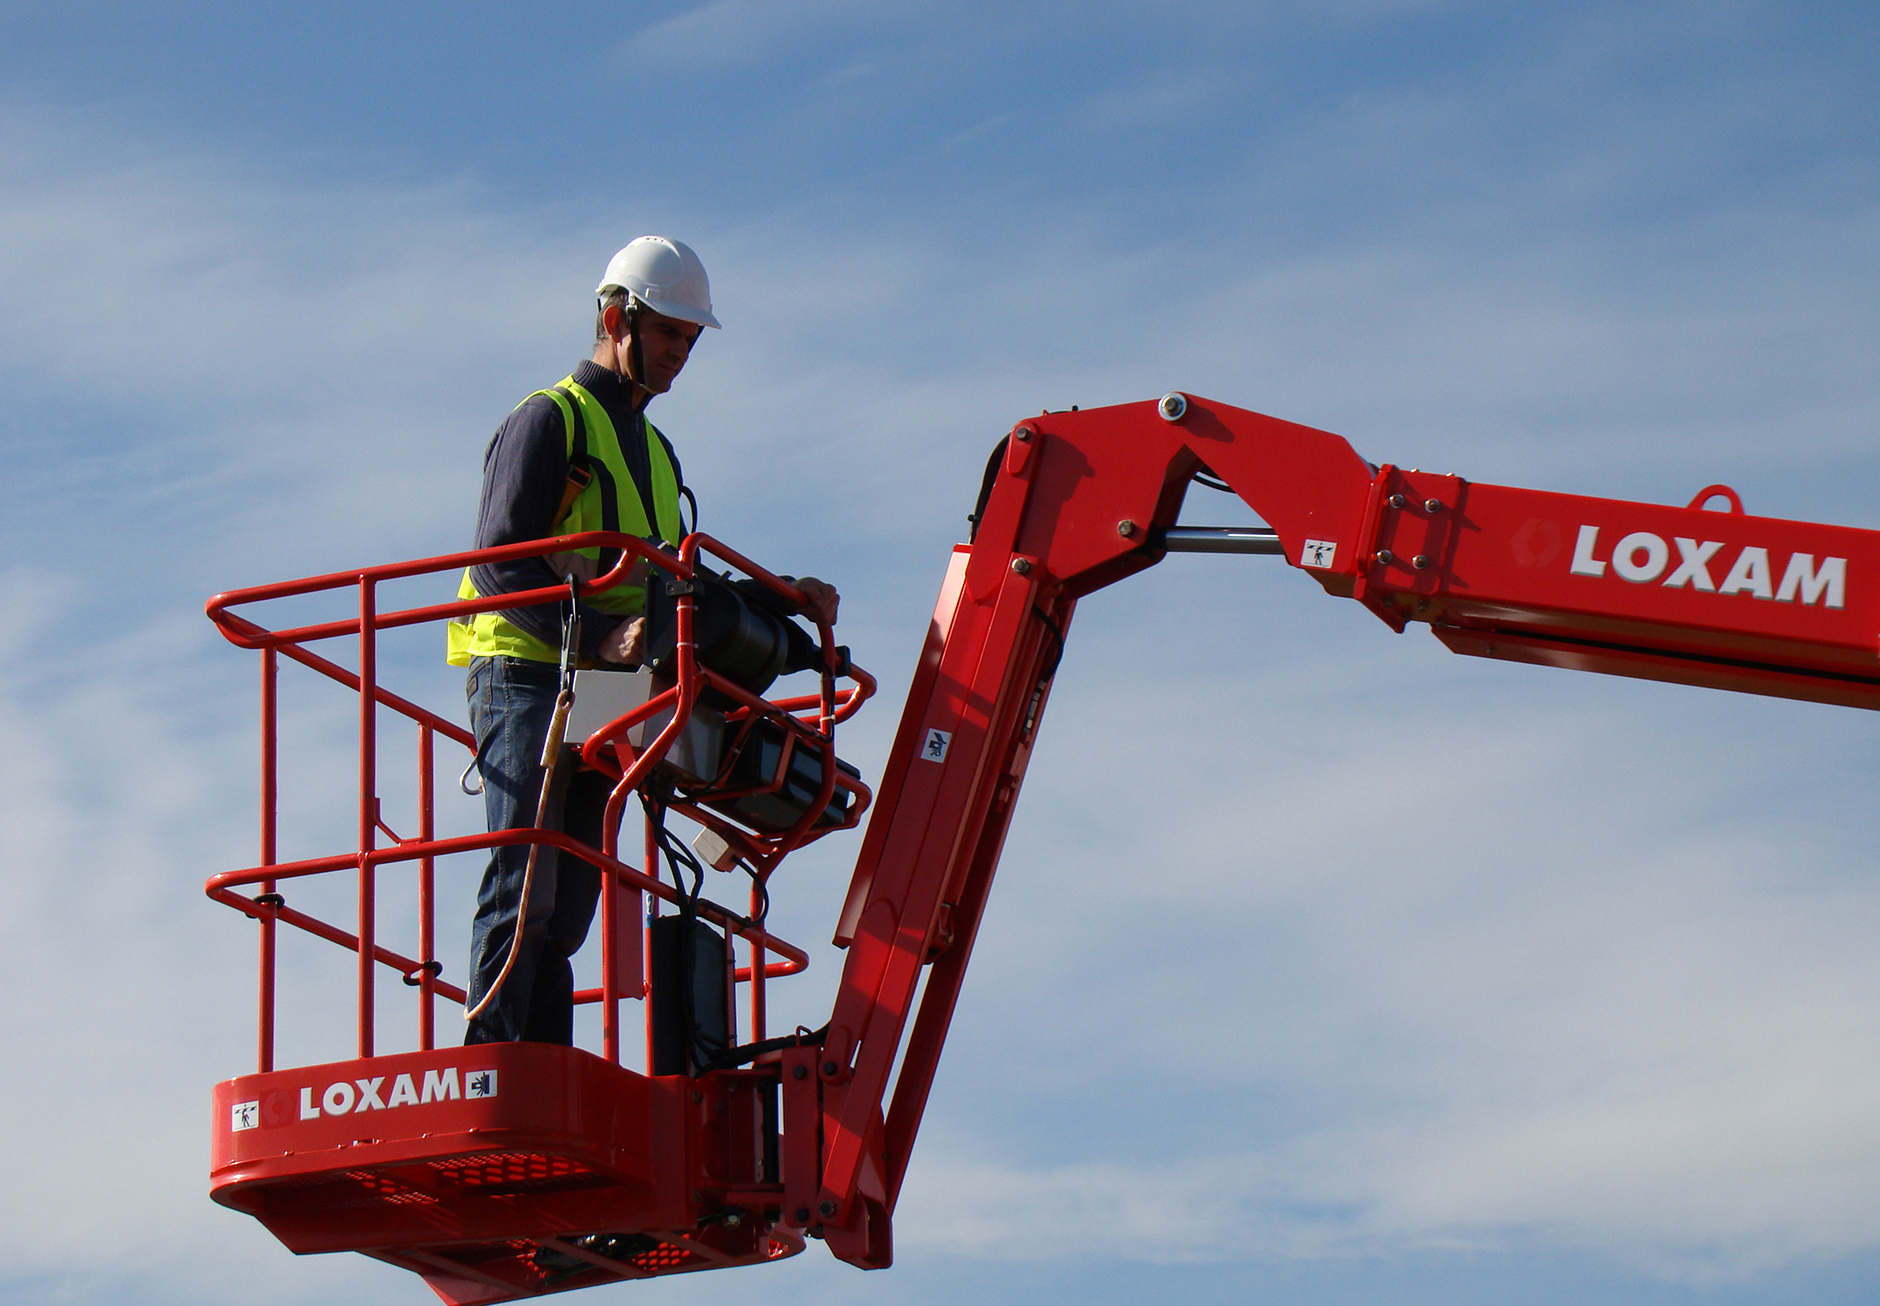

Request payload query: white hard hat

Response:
[596,236,721,330]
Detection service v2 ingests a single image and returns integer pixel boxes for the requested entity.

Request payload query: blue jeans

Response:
[464,656,616,1045]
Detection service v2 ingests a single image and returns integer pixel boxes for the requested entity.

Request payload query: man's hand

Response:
[794,577,839,626]
[599,616,646,665]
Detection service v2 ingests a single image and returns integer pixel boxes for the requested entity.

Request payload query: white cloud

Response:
[620,0,886,70]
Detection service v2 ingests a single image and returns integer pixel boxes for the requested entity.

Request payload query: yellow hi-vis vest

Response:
[447,378,683,667]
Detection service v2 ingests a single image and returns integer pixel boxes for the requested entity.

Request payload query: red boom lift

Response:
[206,393,1880,1302]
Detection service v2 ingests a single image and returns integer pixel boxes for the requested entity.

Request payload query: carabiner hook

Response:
[559,573,582,694]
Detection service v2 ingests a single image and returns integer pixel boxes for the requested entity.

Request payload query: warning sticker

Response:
[230,1100,260,1132]
[465,1069,498,1100]
[1300,539,1338,569]
[920,729,952,763]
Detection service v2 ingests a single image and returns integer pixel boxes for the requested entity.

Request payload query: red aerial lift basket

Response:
[204,531,873,1303]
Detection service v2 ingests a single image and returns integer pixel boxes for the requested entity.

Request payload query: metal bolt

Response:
[1413,555,1429,569]
[1424,498,1442,513]
[1374,549,1393,566]
[1117,519,1137,538]
[822,1061,840,1076]
[1387,493,1406,509]
[1013,426,1033,442]
[795,1208,811,1224]
[723,1211,742,1228]
[1157,392,1188,422]
[691,1092,704,1104]
[819,1200,838,1218]
[1010,558,1032,576]
[792,1064,808,1080]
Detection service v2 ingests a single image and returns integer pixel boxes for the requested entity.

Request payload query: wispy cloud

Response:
[4,5,1880,1300]
[619,0,886,71]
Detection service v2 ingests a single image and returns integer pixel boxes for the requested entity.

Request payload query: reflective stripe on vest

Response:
[447,378,682,667]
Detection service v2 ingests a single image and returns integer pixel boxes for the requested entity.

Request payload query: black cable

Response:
[625,301,647,408]
[1020,605,1068,740]
[1192,462,1234,493]
[967,436,1009,540]
[641,796,732,1069]
[642,795,706,913]
[734,859,771,927]
[701,1022,830,1072]
[1032,605,1066,683]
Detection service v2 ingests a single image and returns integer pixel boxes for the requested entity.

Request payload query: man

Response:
[448,236,838,1045]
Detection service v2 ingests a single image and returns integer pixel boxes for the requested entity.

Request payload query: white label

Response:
[1568,523,1845,610]
[1300,539,1337,569]
[1611,532,1670,583]
[920,729,953,763]
[230,1100,260,1132]
[1570,524,1607,576]
[289,1065,472,1122]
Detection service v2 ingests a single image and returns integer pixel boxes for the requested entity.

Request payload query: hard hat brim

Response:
[594,282,722,330]
[639,294,722,330]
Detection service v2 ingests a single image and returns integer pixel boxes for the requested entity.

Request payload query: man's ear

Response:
[602,302,626,340]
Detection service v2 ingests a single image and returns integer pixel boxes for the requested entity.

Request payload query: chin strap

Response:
[625,300,650,411]
[617,297,704,411]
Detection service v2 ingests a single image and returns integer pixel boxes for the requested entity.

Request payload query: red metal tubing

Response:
[357,576,377,1059]
[643,799,659,1071]
[258,647,278,1074]
[682,534,804,602]
[750,881,767,1043]
[209,849,370,886]
[601,824,620,1063]
[682,533,879,723]
[600,585,702,847]
[210,529,843,1074]
[576,681,685,775]
[669,763,872,828]
[206,829,812,973]
[733,957,804,984]
[771,683,871,726]
[210,577,618,651]
[203,532,670,648]
[687,669,878,833]
[820,645,836,737]
[571,946,805,1007]
[209,887,470,1006]
[694,666,845,750]
[220,610,474,749]
[417,724,436,1052]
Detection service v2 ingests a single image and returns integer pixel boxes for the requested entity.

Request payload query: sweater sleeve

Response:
[466,393,624,659]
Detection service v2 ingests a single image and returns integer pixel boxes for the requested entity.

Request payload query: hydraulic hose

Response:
[464,683,574,1025]
[465,577,582,1028]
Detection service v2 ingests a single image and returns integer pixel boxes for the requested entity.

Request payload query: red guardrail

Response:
[206,532,873,1072]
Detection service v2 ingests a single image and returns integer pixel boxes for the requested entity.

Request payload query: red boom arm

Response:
[809,393,1880,1265]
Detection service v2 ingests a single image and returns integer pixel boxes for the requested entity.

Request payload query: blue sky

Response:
[4,3,1880,1304]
